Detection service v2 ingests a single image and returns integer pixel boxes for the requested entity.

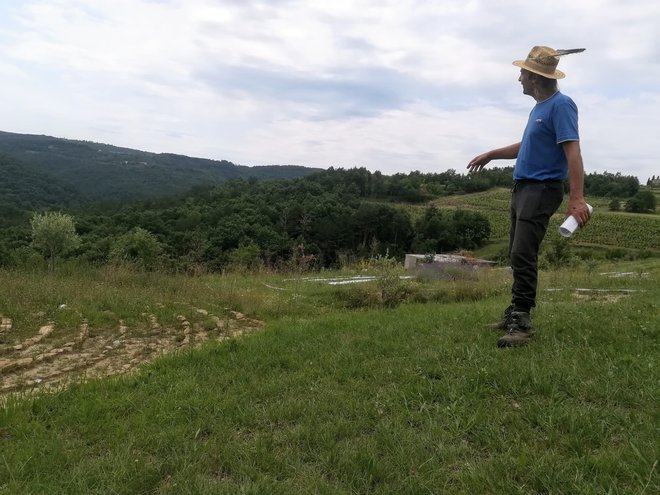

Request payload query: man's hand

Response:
[566,198,591,227]
[467,143,520,173]
[467,152,491,173]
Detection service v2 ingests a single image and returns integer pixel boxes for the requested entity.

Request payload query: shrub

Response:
[227,244,264,273]
[541,237,575,268]
[110,227,165,270]
[9,246,46,272]
[605,248,628,260]
[608,199,621,211]
[369,253,411,307]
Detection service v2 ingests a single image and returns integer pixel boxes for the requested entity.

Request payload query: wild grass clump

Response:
[333,255,509,309]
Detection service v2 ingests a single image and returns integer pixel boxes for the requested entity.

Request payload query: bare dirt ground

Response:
[0,309,263,400]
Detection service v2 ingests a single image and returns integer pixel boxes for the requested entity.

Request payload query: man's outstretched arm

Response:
[467,142,521,173]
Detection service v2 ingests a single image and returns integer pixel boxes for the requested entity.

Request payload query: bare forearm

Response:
[487,142,521,161]
[562,140,590,225]
[568,155,585,200]
[467,142,520,173]
[563,141,585,200]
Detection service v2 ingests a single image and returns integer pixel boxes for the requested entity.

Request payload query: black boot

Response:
[497,311,533,348]
[486,305,514,332]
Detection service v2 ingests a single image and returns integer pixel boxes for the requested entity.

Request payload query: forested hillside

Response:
[4,167,516,270]
[3,162,654,272]
[72,173,494,270]
[0,154,83,227]
[1,130,652,273]
[0,131,320,201]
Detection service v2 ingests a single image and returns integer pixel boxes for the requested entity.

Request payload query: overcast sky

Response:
[1,0,658,182]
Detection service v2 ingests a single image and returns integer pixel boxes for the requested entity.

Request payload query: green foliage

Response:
[369,253,412,307]
[625,190,657,213]
[584,171,639,197]
[8,246,45,272]
[110,227,165,270]
[3,135,658,272]
[0,242,10,268]
[412,206,490,253]
[0,131,319,201]
[608,198,621,211]
[30,212,80,272]
[58,176,493,272]
[540,237,575,269]
[0,154,82,228]
[227,243,264,272]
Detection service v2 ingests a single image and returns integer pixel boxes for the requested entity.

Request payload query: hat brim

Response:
[513,60,565,79]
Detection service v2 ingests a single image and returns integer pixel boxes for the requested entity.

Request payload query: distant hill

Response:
[0,131,321,201]
[0,153,85,228]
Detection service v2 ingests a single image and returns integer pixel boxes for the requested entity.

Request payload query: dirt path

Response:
[0,309,263,399]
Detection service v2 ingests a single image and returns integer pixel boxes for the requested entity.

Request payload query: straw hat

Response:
[513,46,565,79]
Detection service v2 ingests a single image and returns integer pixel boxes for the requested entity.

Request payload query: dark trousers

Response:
[508,180,564,313]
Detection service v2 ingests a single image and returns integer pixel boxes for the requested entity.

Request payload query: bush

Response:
[9,246,46,272]
[605,248,628,260]
[371,255,411,307]
[110,227,165,270]
[541,237,575,268]
[227,244,264,273]
[334,253,411,309]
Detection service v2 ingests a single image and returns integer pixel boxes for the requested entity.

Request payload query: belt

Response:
[514,178,563,184]
[512,179,563,192]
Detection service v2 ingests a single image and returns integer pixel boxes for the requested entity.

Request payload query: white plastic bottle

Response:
[559,204,593,238]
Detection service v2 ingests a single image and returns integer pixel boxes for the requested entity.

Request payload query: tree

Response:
[625,190,656,213]
[411,207,490,253]
[30,212,80,272]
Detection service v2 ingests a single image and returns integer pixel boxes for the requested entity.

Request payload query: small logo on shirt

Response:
[535,118,543,123]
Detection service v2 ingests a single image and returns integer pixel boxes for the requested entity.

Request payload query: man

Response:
[467,46,591,348]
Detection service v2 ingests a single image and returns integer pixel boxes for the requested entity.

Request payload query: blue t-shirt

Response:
[514,91,579,181]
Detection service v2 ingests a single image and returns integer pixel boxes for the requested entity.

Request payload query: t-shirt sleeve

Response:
[554,97,579,143]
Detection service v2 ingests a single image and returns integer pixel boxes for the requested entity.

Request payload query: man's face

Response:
[518,69,533,96]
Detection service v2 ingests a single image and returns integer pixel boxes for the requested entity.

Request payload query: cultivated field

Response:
[432,188,660,251]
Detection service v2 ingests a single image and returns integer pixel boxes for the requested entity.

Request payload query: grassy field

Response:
[1,258,658,494]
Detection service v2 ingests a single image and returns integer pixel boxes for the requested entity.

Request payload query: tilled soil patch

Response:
[0,309,263,399]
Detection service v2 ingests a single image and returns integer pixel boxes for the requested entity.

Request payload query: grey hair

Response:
[533,73,558,91]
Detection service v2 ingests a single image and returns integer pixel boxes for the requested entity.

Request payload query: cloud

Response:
[0,0,658,182]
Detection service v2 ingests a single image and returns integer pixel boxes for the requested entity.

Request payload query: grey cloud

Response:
[339,36,379,54]
[194,63,478,119]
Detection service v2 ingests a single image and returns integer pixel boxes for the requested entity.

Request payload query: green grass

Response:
[1,260,659,494]
[0,263,510,346]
